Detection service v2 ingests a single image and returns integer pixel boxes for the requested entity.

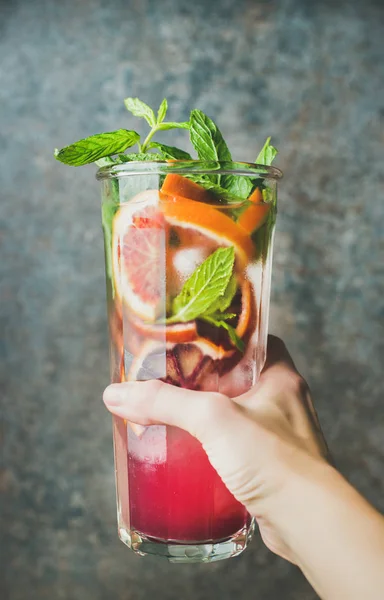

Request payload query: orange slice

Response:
[112,190,166,320]
[161,173,217,204]
[160,195,254,267]
[237,187,270,234]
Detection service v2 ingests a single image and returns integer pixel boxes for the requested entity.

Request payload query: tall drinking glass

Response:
[97,161,282,563]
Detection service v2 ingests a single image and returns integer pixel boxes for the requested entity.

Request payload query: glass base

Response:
[118,519,255,563]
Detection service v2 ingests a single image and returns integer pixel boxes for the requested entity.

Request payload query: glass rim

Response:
[95,160,283,181]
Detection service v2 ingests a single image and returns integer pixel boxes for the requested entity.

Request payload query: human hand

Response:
[103,335,329,563]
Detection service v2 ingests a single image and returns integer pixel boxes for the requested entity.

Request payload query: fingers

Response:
[233,335,299,407]
[233,335,330,461]
[103,380,233,442]
[264,337,330,460]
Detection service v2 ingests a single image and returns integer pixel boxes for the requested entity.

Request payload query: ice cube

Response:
[172,248,208,281]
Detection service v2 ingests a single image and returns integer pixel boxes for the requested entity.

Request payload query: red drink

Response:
[99,163,280,562]
[128,426,248,541]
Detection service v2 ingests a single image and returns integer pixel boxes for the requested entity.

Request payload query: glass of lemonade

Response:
[97,160,282,563]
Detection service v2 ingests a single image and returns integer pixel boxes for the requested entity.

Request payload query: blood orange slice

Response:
[234,277,254,340]
[127,338,225,391]
[112,190,166,321]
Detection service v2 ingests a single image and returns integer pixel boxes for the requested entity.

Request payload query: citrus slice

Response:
[160,195,254,267]
[127,338,225,391]
[237,188,270,234]
[161,173,217,204]
[112,190,166,320]
[233,277,254,340]
[128,315,198,344]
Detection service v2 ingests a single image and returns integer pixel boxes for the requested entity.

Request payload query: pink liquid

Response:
[124,424,248,542]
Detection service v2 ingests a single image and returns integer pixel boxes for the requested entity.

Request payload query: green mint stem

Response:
[141,122,190,153]
[141,126,159,152]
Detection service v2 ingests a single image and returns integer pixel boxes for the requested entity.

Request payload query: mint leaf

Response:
[168,246,235,323]
[54,130,140,166]
[204,274,237,315]
[124,97,156,127]
[157,99,168,124]
[189,110,253,197]
[224,175,253,200]
[149,142,192,160]
[202,315,245,352]
[255,137,278,166]
[189,109,231,163]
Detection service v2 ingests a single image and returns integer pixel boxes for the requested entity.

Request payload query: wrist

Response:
[261,447,338,549]
[262,451,384,599]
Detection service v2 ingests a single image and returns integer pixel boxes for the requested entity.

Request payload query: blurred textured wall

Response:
[1,0,383,599]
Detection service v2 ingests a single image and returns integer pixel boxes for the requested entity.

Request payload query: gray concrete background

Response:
[1,0,383,599]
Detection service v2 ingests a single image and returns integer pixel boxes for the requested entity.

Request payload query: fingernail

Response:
[103,396,121,407]
[103,385,125,406]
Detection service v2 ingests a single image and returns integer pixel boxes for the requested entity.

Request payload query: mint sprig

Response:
[54,97,278,192]
[124,96,189,153]
[55,98,189,167]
